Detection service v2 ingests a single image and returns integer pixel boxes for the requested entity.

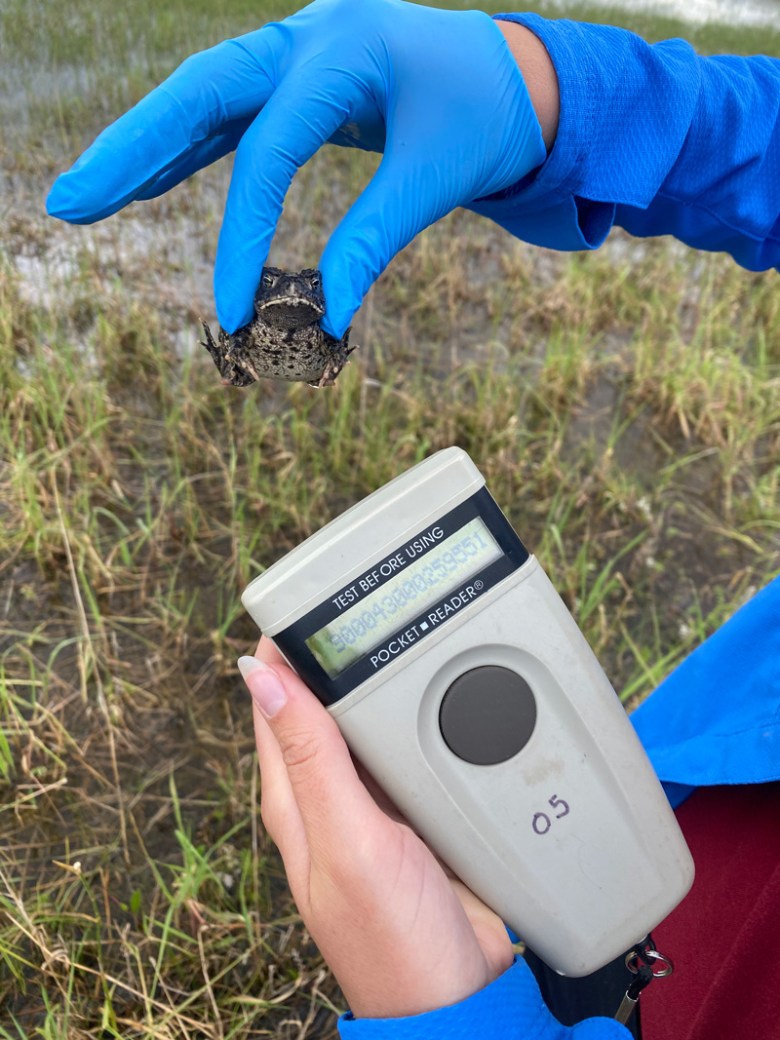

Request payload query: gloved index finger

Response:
[46,31,281,224]
[214,69,354,332]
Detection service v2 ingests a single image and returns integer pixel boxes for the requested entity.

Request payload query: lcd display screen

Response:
[306,517,502,678]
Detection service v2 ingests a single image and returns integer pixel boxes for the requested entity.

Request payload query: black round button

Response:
[439,665,537,765]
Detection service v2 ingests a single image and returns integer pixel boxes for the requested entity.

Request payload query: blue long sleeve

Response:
[470,14,780,270]
[632,574,780,807]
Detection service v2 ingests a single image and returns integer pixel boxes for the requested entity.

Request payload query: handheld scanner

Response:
[242,447,694,976]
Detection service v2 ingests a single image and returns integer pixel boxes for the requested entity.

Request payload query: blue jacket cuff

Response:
[338,956,631,1038]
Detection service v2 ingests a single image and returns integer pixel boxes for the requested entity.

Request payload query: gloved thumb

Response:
[320,153,455,339]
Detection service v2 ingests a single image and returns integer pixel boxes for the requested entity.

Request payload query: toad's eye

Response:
[308,272,322,289]
[261,271,276,288]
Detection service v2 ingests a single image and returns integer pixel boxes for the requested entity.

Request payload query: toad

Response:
[201,267,355,388]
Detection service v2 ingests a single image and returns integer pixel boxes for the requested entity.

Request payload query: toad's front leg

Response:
[200,320,256,387]
[313,329,356,388]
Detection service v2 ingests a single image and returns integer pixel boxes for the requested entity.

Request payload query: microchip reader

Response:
[241,447,694,977]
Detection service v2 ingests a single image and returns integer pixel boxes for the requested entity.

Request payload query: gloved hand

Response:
[46,0,546,338]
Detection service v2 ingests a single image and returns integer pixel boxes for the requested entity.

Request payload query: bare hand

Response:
[240,638,513,1020]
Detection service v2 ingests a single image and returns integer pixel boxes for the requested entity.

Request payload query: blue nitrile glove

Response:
[46,0,546,338]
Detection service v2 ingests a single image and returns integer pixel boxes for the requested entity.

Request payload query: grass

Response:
[1,0,779,1035]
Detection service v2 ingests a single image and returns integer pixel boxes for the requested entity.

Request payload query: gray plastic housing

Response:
[242,448,694,976]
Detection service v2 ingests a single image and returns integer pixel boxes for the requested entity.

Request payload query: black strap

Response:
[523,946,642,1038]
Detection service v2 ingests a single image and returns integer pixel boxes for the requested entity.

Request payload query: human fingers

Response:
[252,639,408,827]
[213,70,354,332]
[240,651,513,1017]
[449,877,516,975]
[237,655,384,874]
[252,638,405,821]
[246,639,307,883]
[46,32,279,223]
[253,635,286,668]
[248,645,507,935]
[245,668,311,893]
